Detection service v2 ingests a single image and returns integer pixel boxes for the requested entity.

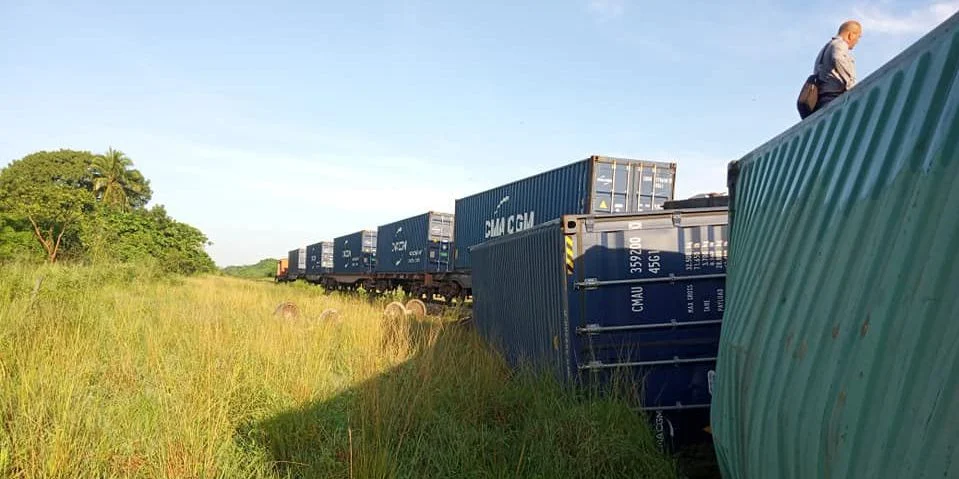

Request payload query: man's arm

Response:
[831,45,857,90]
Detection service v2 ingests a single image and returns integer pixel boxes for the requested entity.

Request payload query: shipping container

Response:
[375,211,454,273]
[471,208,728,450]
[454,155,676,270]
[713,12,959,479]
[305,241,334,276]
[663,194,729,210]
[275,258,288,279]
[333,230,377,274]
[287,247,305,278]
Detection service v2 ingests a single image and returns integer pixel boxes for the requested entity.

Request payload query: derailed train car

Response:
[470,206,728,452]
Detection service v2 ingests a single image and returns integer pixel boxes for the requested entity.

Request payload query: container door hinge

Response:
[672,212,682,226]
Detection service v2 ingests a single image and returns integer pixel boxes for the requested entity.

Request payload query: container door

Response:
[322,244,334,271]
[591,161,630,213]
[566,212,727,446]
[631,163,676,211]
[593,159,675,214]
[428,214,454,272]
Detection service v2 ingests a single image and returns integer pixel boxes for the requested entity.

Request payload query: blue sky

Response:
[1,0,956,266]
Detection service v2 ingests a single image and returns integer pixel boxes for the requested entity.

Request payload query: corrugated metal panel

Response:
[287,248,305,277]
[471,218,568,379]
[333,231,377,274]
[713,13,959,479]
[375,212,454,273]
[471,208,728,450]
[305,241,333,276]
[454,155,676,270]
[287,250,297,276]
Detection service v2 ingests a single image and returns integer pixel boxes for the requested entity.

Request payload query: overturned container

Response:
[333,230,377,274]
[454,155,676,270]
[375,211,454,273]
[713,11,959,479]
[470,208,728,451]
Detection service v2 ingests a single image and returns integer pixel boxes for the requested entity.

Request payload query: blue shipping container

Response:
[375,211,454,273]
[454,155,676,270]
[334,230,377,274]
[305,241,334,276]
[287,247,306,277]
[470,208,727,449]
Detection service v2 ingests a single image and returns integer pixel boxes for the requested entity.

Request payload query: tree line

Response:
[221,258,279,279]
[0,148,216,274]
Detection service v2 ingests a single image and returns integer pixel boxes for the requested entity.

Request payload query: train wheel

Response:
[274,302,299,319]
[319,308,339,322]
[405,299,427,318]
[383,301,408,320]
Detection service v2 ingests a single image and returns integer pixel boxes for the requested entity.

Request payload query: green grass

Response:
[0,263,678,478]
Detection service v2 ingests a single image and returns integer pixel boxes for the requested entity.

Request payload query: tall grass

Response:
[0,263,677,478]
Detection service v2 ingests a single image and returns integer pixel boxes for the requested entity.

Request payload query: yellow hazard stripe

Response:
[565,236,574,275]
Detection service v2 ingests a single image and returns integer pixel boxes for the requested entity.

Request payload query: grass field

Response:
[0,263,680,478]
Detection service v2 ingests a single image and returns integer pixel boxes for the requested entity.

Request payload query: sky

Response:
[1,0,956,267]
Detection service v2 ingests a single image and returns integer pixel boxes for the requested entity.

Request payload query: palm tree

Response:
[90,148,152,209]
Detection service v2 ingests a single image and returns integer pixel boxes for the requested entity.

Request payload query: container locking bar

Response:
[577,319,723,335]
[580,356,717,371]
[575,273,726,290]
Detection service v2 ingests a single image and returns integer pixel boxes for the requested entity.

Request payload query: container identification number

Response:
[629,236,643,273]
[627,235,660,274]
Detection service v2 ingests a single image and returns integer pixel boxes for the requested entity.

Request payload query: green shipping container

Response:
[713,12,959,479]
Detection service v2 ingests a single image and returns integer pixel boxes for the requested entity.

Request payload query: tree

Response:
[79,204,216,275]
[0,150,97,263]
[0,214,42,262]
[90,147,152,210]
[1,147,213,273]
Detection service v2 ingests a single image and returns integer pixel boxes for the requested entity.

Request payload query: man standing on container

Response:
[810,20,862,114]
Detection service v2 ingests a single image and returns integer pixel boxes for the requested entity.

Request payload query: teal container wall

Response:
[713,12,959,478]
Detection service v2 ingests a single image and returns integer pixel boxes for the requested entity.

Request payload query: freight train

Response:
[275,154,689,302]
[278,10,959,468]
[274,153,728,452]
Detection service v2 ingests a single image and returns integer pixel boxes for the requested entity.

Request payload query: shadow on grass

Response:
[236,316,718,478]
